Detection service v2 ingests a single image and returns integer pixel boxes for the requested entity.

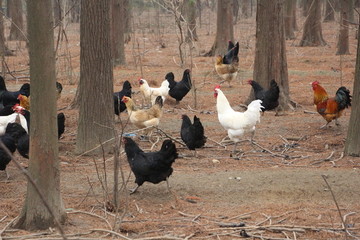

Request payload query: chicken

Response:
[114,80,132,117]
[223,41,239,65]
[248,79,280,113]
[214,85,263,153]
[139,78,169,106]
[56,81,63,100]
[122,95,163,136]
[4,122,28,159]
[0,126,17,179]
[0,106,28,136]
[12,104,64,139]
[123,137,178,194]
[311,81,352,128]
[181,114,206,155]
[0,83,30,108]
[18,94,30,111]
[57,112,65,139]
[166,69,192,104]
[215,42,240,87]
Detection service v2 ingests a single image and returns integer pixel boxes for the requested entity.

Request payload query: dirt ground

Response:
[1,8,360,240]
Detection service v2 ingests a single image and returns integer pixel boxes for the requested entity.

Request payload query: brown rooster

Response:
[311,81,351,128]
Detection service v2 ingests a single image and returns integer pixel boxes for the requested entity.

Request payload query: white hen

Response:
[0,112,28,136]
[214,85,263,153]
[139,78,169,106]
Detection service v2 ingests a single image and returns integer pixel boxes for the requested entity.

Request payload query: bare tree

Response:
[323,0,335,22]
[299,0,326,46]
[0,0,13,60]
[13,0,66,230]
[248,0,291,112]
[344,23,360,157]
[75,0,114,154]
[112,0,125,65]
[205,0,234,56]
[8,0,26,41]
[336,0,351,55]
[183,0,198,42]
[284,0,296,40]
[240,0,252,18]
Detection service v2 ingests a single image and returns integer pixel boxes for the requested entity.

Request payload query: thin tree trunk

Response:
[344,23,360,156]
[8,0,26,41]
[14,0,66,230]
[336,0,350,55]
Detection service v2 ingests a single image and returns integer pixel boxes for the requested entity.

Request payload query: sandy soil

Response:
[1,7,360,240]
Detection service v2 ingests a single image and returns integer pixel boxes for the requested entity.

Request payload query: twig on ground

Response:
[310,151,335,165]
[322,175,348,239]
[67,210,112,230]
[0,217,17,240]
[154,126,186,146]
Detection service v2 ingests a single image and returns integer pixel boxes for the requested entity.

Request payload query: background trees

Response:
[299,0,326,46]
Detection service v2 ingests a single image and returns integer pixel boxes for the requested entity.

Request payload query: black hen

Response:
[223,41,239,65]
[0,82,30,108]
[57,112,65,139]
[123,137,178,194]
[114,80,132,116]
[56,81,63,100]
[181,115,206,153]
[4,122,28,159]
[0,125,18,179]
[167,69,192,104]
[248,79,280,112]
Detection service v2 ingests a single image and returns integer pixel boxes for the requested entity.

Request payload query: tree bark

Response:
[8,0,26,41]
[111,0,125,66]
[299,0,326,46]
[344,23,360,157]
[336,0,350,55]
[76,0,114,154]
[13,0,66,230]
[205,0,234,56]
[249,0,291,112]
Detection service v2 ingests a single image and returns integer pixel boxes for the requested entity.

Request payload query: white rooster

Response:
[214,85,263,153]
[139,78,169,106]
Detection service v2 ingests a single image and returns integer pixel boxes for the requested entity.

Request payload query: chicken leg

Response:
[129,185,140,194]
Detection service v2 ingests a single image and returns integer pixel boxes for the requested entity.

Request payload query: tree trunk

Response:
[299,0,326,46]
[184,0,198,42]
[124,0,131,43]
[336,0,350,55]
[8,0,26,41]
[205,0,234,56]
[0,0,13,58]
[344,23,360,157]
[323,0,335,22]
[292,0,298,31]
[76,0,114,154]
[111,0,125,66]
[13,0,66,230]
[284,0,296,40]
[249,0,291,112]
[241,0,251,18]
[69,0,80,23]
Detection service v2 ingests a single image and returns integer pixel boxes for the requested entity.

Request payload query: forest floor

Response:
[1,9,360,240]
